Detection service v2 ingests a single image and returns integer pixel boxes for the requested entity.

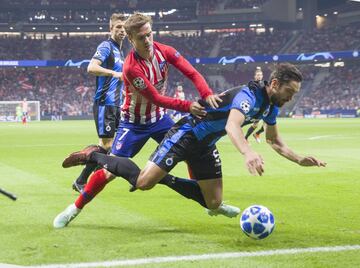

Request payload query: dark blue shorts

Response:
[111,114,174,157]
[150,118,222,180]
[93,103,120,138]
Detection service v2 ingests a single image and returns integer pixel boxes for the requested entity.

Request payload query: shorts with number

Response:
[111,114,174,157]
[93,103,120,138]
[149,118,222,180]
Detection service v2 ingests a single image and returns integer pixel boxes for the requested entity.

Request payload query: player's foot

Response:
[62,145,104,168]
[53,204,81,228]
[72,181,86,194]
[253,133,261,143]
[206,202,240,218]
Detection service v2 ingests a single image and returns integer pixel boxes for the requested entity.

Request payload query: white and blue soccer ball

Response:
[240,205,275,239]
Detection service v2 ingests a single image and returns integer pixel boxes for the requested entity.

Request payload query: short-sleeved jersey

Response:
[92,38,125,106]
[189,81,279,146]
[121,41,213,125]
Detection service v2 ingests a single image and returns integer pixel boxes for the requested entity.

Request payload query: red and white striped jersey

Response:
[122,41,212,124]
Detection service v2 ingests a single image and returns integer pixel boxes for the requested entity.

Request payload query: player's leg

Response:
[255,124,265,136]
[149,130,213,208]
[22,112,27,124]
[187,146,240,217]
[252,122,262,143]
[88,123,208,207]
[55,125,151,228]
[73,105,118,192]
[245,122,258,140]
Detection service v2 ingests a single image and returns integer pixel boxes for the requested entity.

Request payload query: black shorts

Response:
[93,103,120,138]
[149,119,222,180]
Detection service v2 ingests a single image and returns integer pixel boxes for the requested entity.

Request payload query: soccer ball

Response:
[240,205,275,239]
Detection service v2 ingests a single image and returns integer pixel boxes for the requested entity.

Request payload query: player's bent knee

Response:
[104,170,116,181]
[136,177,156,191]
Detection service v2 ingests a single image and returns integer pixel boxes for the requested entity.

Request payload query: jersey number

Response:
[118,128,130,141]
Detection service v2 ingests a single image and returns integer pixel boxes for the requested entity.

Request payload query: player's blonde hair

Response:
[124,12,152,37]
[109,13,127,30]
[255,66,262,73]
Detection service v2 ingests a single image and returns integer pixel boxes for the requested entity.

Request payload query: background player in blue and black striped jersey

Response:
[245,66,265,143]
[56,63,327,227]
[72,13,127,193]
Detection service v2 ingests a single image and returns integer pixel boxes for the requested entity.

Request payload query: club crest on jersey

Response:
[133,77,147,90]
[240,100,251,114]
[174,51,181,58]
[116,141,123,150]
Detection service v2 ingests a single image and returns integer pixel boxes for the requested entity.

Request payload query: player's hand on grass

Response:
[205,94,222,109]
[190,102,207,118]
[112,71,123,80]
[298,156,326,167]
[244,151,265,176]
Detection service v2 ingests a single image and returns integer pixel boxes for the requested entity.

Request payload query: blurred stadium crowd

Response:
[0,0,359,118]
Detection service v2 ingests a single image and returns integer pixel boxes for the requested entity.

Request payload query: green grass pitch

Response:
[0,118,359,267]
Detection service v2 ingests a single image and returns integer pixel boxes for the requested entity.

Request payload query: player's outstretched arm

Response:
[265,124,326,167]
[225,109,264,176]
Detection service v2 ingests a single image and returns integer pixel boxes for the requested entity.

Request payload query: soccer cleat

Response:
[72,181,85,194]
[53,204,81,228]
[62,145,105,168]
[206,202,240,218]
[253,133,261,143]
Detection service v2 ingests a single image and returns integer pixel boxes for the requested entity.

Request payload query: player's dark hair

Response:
[269,63,303,86]
[124,12,153,36]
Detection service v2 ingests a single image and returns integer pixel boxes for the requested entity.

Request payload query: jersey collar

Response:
[109,38,120,48]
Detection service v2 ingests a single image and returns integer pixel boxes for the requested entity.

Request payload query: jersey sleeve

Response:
[230,87,256,115]
[92,41,111,63]
[162,44,213,99]
[124,64,192,112]
[263,106,279,125]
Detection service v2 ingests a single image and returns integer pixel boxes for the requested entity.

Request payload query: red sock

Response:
[75,169,109,209]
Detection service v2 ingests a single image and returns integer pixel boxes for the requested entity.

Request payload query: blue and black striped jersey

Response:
[92,38,124,106]
[189,81,279,146]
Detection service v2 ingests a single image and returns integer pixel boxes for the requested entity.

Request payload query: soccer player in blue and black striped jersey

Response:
[72,13,127,192]
[55,63,327,228]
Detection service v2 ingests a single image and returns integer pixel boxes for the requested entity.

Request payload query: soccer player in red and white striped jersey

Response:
[53,13,222,226]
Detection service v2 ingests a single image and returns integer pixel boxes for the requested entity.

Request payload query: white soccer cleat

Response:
[53,204,81,228]
[206,202,240,218]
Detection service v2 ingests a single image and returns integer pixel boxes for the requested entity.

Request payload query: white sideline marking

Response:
[3,244,359,268]
[308,135,337,140]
